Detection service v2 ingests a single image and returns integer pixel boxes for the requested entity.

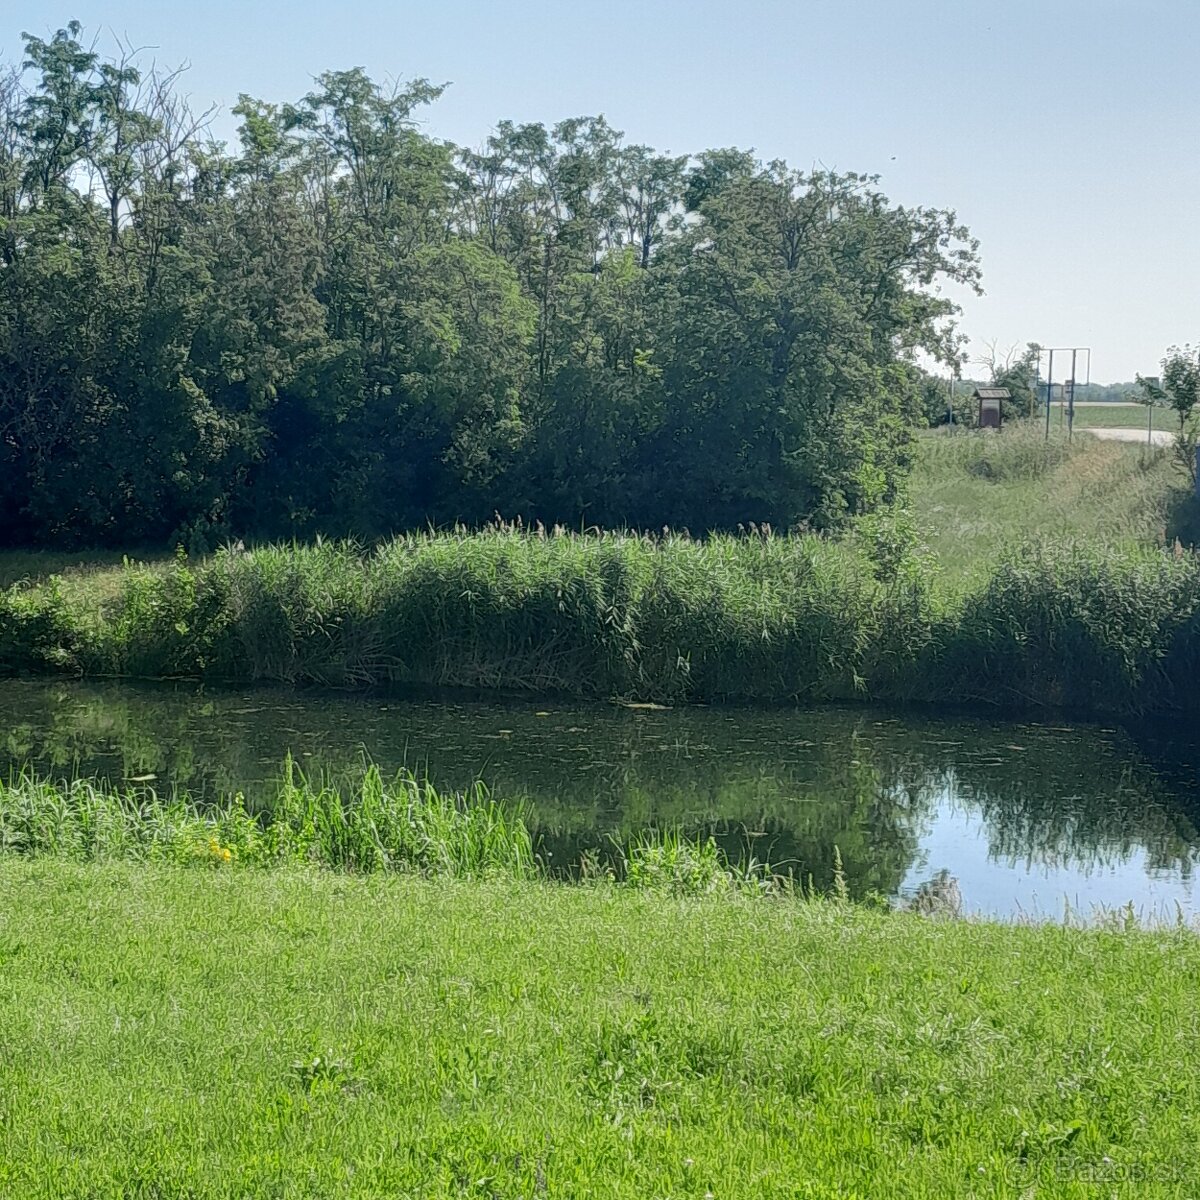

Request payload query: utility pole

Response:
[1143,376,1160,449]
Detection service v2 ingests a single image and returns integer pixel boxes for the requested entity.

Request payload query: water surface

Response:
[1,679,1197,920]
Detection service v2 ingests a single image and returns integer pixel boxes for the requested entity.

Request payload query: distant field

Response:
[911,423,1186,583]
[1055,403,1175,432]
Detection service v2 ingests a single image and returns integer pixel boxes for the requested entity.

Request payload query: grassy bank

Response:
[0,860,1195,1197]
[0,766,763,895]
[2,429,1198,715]
[912,426,1182,581]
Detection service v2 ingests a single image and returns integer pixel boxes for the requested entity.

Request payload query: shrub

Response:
[0,578,81,674]
[100,551,231,678]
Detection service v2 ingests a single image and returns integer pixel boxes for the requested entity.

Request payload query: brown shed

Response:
[974,387,1011,430]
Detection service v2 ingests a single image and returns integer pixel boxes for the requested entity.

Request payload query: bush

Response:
[0,578,81,674]
[368,527,645,695]
[100,552,231,678]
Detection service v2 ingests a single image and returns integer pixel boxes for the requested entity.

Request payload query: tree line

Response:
[0,22,980,549]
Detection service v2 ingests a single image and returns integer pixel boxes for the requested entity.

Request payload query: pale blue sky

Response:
[5,0,1197,381]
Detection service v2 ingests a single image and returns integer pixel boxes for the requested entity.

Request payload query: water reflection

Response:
[0,679,1197,917]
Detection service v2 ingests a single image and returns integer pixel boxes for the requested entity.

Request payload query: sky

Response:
[4,0,1197,383]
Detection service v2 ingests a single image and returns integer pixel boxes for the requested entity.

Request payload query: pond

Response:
[1,678,1198,920]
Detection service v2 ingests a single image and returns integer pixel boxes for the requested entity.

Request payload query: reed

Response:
[3,524,1200,714]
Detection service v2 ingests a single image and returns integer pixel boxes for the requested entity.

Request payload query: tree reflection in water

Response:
[0,680,1196,912]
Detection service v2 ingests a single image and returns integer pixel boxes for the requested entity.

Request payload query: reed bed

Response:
[2,524,1200,714]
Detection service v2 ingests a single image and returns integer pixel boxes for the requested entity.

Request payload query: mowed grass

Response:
[910,425,1183,583]
[0,862,1197,1198]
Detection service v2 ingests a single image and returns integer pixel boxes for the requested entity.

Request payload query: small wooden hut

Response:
[973,387,1011,430]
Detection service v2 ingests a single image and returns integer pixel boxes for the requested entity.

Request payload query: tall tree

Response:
[0,23,982,546]
[646,165,979,528]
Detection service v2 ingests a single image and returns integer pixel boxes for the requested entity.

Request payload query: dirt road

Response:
[1086,427,1172,446]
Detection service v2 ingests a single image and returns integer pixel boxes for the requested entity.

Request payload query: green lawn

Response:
[0,862,1195,1198]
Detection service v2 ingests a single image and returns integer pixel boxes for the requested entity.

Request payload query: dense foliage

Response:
[1138,343,1200,484]
[0,23,979,547]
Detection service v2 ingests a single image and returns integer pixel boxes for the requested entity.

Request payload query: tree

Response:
[0,23,983,546]
[1138,345,1200,485]
[516,247,664,521]
[645,165,980,528]
[915,370,973,428]
[976,341,1041,421]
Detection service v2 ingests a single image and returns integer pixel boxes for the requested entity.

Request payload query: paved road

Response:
[1086,427,1173,446]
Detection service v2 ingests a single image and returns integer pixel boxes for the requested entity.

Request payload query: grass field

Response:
[1057,404,1176,433]
[0,861,1196,1198]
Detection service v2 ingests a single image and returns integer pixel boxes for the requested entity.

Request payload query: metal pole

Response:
[1068,348,1077,439]
[1044,349,1055,440]
[1033,352,1041,428]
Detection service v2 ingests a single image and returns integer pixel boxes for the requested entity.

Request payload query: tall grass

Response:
[911,426,1182,584]
[918,421,1081,482]
[3,519,1200,714]
[0,762,777,893]
[0,761,538,878]
[935,541,1200,710]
